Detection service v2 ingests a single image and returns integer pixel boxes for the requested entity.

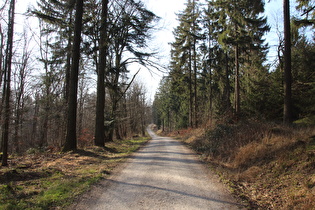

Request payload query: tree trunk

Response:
[78,78,85,146]
[1,0,15,166]
[32,93,40,148]
[283,0,293,123]
[0,28,4,95]
[94,0,109,147]
[189,45,193,128]
[64,12,73,102]
[192,0,198,128]
[193,37,198,128]
[234,45,240,118]
[63,0,84,152]
[223,52,231,112]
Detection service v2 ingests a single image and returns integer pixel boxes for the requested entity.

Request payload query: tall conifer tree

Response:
[170,0,202,128]
[63,0,84,151]
[213,0,269,118]
[94,0,108,147]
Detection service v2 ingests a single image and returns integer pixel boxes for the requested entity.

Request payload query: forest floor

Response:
[0,136,150,209]
[163,122,315,209]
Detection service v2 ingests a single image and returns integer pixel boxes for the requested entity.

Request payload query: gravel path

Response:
[72,127,244,209]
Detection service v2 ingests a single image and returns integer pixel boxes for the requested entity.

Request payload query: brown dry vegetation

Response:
[0,137,149,209]
[170,121,315,209]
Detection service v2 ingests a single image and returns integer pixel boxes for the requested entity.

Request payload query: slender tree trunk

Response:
[94,0,109,147]
[234,45,240,117]
[32,93,39,148]
[189,46,193,128]
[121,97,127,138]
[192,0,198,128]
[78,78,85,145]
[0,27,3,93]
[193,38,198,128]
[224,52,231,112]
[63,0,84,152]
[108,52,122,142]
[64,12,73,102]
[62,13,73,147]
[1,0,15,166]
[14,100,21,153]
[283,0,293,123]
[207,32,213,125]
[38,24,50,148]
[40,90,49,148]
[108,99,117,142]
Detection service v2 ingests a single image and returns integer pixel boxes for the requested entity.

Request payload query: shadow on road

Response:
[107,179,245,208]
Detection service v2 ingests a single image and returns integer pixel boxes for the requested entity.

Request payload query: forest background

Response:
[152,0,315,130]
[0,0,314,164]
[1,0,160,165]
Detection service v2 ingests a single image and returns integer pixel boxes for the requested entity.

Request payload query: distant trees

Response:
[169,0,203,129]
[107,0,158,139]
[154,0,270,130]
[0,0,157,158]
[153,0,315,130]
[32,0,76,149]
[95,0,158,146]
[212,0,270,118]
[290,27,315,120]
[1,0,315,162]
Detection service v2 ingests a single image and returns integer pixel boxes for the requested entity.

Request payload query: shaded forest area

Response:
[0,0,158,166]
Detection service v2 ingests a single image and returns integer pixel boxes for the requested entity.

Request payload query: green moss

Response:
[294,116,315,125]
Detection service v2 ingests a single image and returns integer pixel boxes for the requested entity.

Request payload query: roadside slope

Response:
[175,122,315,209]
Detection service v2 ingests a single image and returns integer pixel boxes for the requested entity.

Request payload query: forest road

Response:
[71,126,245,210]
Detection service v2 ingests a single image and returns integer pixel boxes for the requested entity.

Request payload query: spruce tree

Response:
[212,0,269,118]
[32,0,75,100]
[202,1,233,121]
[169,0,202,128]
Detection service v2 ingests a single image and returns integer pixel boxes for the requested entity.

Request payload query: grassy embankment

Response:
[0,136,150,209]
[166,121,315,209]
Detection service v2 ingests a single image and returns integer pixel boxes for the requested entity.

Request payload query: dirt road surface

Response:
[72,127,244,209]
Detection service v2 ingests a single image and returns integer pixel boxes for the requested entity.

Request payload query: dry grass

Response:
[179,121,315,209]
[0,136,150,209]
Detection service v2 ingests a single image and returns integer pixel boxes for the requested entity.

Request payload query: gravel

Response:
[71,127,245,209]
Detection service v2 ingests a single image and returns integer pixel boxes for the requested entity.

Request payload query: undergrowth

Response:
[176,121,315,209]
[0,136,150,209]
